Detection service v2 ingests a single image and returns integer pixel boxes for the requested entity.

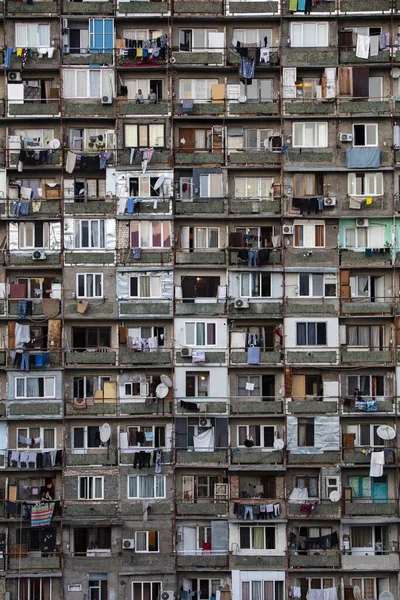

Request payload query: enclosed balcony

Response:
[289,551,340,569]
[63,0,114,13]
[226,1,280,15]
[174,0,224,15]
[117,0,170,14]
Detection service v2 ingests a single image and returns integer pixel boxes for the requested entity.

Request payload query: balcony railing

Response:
[7,99,61,118]
[7,298,61,319]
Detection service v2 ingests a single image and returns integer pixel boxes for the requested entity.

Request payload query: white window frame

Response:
[129,274,162,298]
[131,581,162,600]
[186,372,209,397]
[76,273,103,298]
[349,275,370,298]
[199,173,222,198]
[233,28,272,45]
[74,219,105,249]
[179,28,218,52]
[237,425,276,448]
[19,222,49,250]
[184,321,217,346]
[127,475,166,499]
[78,475,104,500]
[290,22,329,47]
[179,79,218,101]
[294,222,325,248]
[240,272,271,298]
[15,376,56,399]
[17,426,56,450]
[126,425,165,448]
[15,23,50,48]
[298,273,337,298]
[292,122,328,148]
[347,172,383,196]
[237,375,262,397]
[325,476,340,498]
[63,69,113,100]
[349,579,376,600]
[17,578,53,600]
[134,531,159,553]
[239,525,276,550]
[73,375,110,399]
[344,226,385,249]
[234,177,274,199]
[124,124,165,148]
[194,227,220,249]
[346,424,385,448]
[130,221,171,249]
[240,580,283,600]
[72,425,102,451]
[244,128,273,151]
[353,123,378,147]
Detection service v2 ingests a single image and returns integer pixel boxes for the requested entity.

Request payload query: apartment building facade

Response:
[0,0,398,599]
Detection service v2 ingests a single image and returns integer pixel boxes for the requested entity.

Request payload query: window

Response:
[239,79,274,102]
[15,23,50,48]
[241,581,284,600]
[234,177,274,199]
[185,322,216,346]
[298,418,315,446]
[293,122,328,147]
[240,273,271,297]
[197,525,212,550]
[74,220,105,249]
[132,582,161,600]
[369,76,382,99]
[196,476,218,499]
[296,322,327,345]
[233,28,272,45]
[353,124,378,147]
[290,22,329,47]
[72,326,111,348]
[17,427,56,450]
[344,226,384,249]
[130,221,171,249]
[88,574,108,600]
[73,376,110,400]
[129,176,163,198]
[239,526,276,550]
[63,69,114,99]
[78,476,104,500]
[89,18,114,53]
[298,274,336,297]
[179,28,218,52]
[186,372,209,397]
[349,275,370,298]
[351,526,388,551]
[123,78,163,101]
[125,124,165,148]
[304,579,335,594]
[14,128,54,149]
[326,477,340,498]
[126,426,165,448]
[76,273,103,298]
[296,475,319,497]
[293,173,325,197]
[243,129,273,151]
[16,377,55,398]
[346,375,384,397]
[239,475,276,499]
[73,426,102,450]
[237,375,261,398]
[199,174,222,198]
[135,531,159,552]
[189,580,222,600]
[348,172,383,196]
[235,226,274,250]
[179,79,218,101]
[238,425,275,448]
[194,227,219,249]
[129,274,161,298]
[346,325,385,350]
[346,424,383,448]
[294,223,325,248]
[128,475,165,499]
[18,578,53,600]
[19,222,49,249]
[350,579,376,600]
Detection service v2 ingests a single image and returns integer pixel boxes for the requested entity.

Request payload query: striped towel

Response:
[31,502,55,527]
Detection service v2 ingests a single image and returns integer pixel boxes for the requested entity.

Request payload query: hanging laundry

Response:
[369,35,379,56]
[356,34,370,59]
[370,450,385,477]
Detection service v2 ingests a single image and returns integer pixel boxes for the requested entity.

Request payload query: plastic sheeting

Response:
[346,147,380,169]
[117,270,173,299]
[287,416,340,454]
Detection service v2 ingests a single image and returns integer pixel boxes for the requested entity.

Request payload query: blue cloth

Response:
[4,47,13,68]
[247,346,260,365]
[35,353,49,367]
[239,56,255,80]
[18,300,27,318]
[346,148,380,169]
[248,249,258,267]
[126,197,136,214]
[12,201,21,217]
[20,353,29,371]
[133,247,141,260]
[317,197,324,212]
[20,201,30,215]
[182,99,194,114]
[298,0,305,8]
[99,152,106,169]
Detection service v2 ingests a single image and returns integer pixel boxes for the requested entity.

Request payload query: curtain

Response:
[140,475,155,498]
[89,71,101,98]
[196,323,206,346]
[27,378,40,398]
[352,526,372,548]
[38,24,50,46]
[149,125,164,147]
[151,276,161,298]
[252,528,264,550]
[152,222,161,248]
[370,326,380,351]
[307,323,316,345]
[207,323,216,345]
[91,221,98,247]
[196,228,207,248]
[43,428,54,448]
[296,323,306,345]
[140,222,150,248]
[94,477,103,498]
[128,476,137,498]
[242,582,250,600]
[241,274,250,297]
[141,276,150,298]
[136,532,147,551]
[209,174,221,197]
[125,125,137,148]
[209,229,219,248]
[315,225,324,247]
[347,326,357,346]
[252,582,262,600]
[42,578,51,600]
[234,178,246,198]
[155,475,164,497]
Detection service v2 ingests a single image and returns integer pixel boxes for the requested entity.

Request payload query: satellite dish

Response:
[379,593,394,600]
[329,491,340,503]
[377,425,396,440]
[353,586,362,600]
[49,138,60,150]
[99,423,111,443]
[238,94,247,103]
[160,374,172,388]
[273,439,284,450]
[391,68,400,79]
[154,175,165,190]
[156,383,168,399]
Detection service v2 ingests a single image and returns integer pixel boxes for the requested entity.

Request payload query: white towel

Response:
[356,34,370,59]
[288,487,309,503]
[370,450,385,477]
[323,588,338,600]
[193,427,214,451]
[307,591,324,600]
[15,323,31,349]
[20,186,32,200]
[231,331,246,349]
[290,588,301,599]
[369,35,379,57]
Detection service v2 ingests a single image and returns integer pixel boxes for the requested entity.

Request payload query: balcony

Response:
[7,401,62,418]
[119,100,169,117]
[9,49,60,70]
[175,250,226,266]
[342,398,394,414]
[285,149,334,165]
[285,299,339,316]
[284,100,335,116]
[117,249,172,265]
[62,149,114,172]
[66,398,117,416]
[338,99,390,116]
[63,100,115,118]
[288,501,340,519]
[231,449,284,465]
[342,553,399,571]
[341,349,393,364]
[8,200,61,218]
[341,300,392,315]
[340,48,390,64]
[230,350,281,365]
[230,555,285,569]
[174,101,224,117]
[284,249,336,268]
[229,249,282,266]
[176,351,227,365]
[8,299,61,319]
[228,301,282,319]
[230,399,284,415]
[8,149,62,170]
[118,198,171,216]
[7,449,63,469]
[7,0,58,12]
[119,299,172,318]
[287,400,338,414]
[288,451,340,464]
[175,200,225,216]
[8,554,61,571]
[66,449,118,466]
[7,101,60,118]
[65,349,117,366]
[176,450,228,466]
[286,350,338,365]
[228,100,279,117]
[342,449,395,464]
[62,52,113,66]
[227,1,280,14]
[117,0,169,13]
[6,349,62,369]
[64,251,115,266]
[177,553,228,569]
[175,152,224,166]
[117,149,169,167]
[176,400,227,415]
[289,551,340,569]
[119,348,172,366]
[228,198,281,216]
[340,249,391,267]
[175,300,226,317]
[120,450,172,465]
[65,200,115,216]
[174,0,224,14]
[339,0,391,12]
[7,252,61,268]
[171,51,224,67]
[63,0,114,13]
[64,502,118,519]
[228,151,280,167]
[343,501,396,516]
[177,501,227,517]
[283,48,338,67]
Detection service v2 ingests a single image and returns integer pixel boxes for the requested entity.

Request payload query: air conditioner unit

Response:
[340,133,353,142]
[101,95,112,105]
[32,250,46,260]
[324,197,336,207]
[198,417,212,428]
[234,298,249,309]
[8,71,22,83]
[161,592,175,600]
[356,218,368,227]
[62,18,69,29]
[283,225,294,235]
[73,398,87,409]
[181,347,192,358]
[122,539,135,550]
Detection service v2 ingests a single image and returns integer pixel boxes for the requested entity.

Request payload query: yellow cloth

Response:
[366,197,373,205]
[136,48,143,57]
[16,48,22,57]
[32,201,41,212]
